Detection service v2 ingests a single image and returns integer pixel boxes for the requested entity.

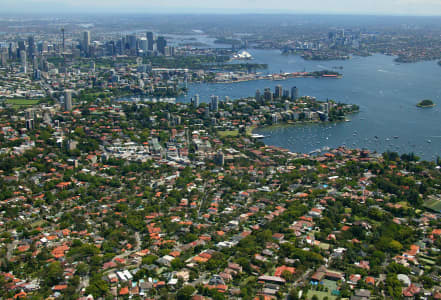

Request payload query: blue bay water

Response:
[179,49,441,160]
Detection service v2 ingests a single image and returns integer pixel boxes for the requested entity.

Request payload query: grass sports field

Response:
[4,99,40,108]
[424,196,441,213]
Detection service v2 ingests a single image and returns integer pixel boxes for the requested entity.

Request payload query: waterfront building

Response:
[255,89,261,103]
[275,85,283,99]
[264,88,273,102]
[194,94,200,107]
[291,86,299,100]
[211,95,219,112]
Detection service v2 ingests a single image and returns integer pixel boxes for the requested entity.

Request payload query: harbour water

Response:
[177,48,441,160]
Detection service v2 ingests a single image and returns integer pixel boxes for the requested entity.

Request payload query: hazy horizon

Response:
[2,0,441,16]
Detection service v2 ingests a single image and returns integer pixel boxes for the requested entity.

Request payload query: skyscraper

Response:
[64,90,73,111]
[20,50,27,73]
[156,36,167,55]
[275,85,283,99]
[82,31,91,56]
[61,28,65,53]
[211,95,219,112]
[264,88,273,102]
[27,36,35,58]
[194,94,200,107]
[127,35,137,50]
[139,38,148,52]
[146,32,155,51]
[255,89,261,103]
[291,86,299,100]
[0,49,8,66]
[18,40,26,58]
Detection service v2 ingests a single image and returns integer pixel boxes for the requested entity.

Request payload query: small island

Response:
[417,99,436,108]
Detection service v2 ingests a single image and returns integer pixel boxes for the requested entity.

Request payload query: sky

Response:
[3,0,441,15]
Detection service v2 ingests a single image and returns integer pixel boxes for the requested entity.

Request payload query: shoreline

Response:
[417,104,436,108]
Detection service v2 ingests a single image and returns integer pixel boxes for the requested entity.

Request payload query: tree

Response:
[388,240,403,253]
[281,270,294,282]
[76,262,90,276]
[85,274,109,298]
[385,274,402,299]
[44,261,63,287]
[177,285,196,300]
[288,288,299,300]
[171,258,184,270]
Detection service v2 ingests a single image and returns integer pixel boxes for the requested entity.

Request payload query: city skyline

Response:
[2,0,441,16]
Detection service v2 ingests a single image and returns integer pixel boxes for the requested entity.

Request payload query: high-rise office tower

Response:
[291,86,299,100]
[18,40,26,53]
[127,35,137,50]
[41,41,49,54]
[139,38,148,52]
[64,90,73,111]
[275,85,283,99]
[20,50,27,73]
[8,43,15,60]
[82,31,91,56]
[32,56,38,72]
[27,36,35,58]
[156,36,167,55]
[146,32,155,51]
[211,95,219,112]
[61,28,65,53]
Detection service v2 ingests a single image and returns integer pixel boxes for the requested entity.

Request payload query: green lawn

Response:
[5,99,40,108]
[306,290,337,300]
[218,130,239,138]
[424,197,441,213]
[218,125,256,138]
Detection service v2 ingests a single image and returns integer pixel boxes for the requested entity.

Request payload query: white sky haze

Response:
[2,0,441,15]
